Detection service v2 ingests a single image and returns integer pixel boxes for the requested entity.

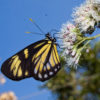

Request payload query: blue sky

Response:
[0,0,84,100]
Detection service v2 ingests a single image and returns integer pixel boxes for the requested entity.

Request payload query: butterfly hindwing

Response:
[1,39,61,81]
[32,43,60,81]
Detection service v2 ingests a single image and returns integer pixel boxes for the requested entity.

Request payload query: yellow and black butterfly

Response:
[1,33,61,81]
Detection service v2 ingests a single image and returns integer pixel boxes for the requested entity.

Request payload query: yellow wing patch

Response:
[11,55,20,71]
[25,71,28,76]
[54,45,60,63]
[52,48,58,64]
[24,49,29,59]
[10,55,22,76]
[47,63,50,70]
[17,67,22,77]
[48,41,52,44]
[49,50,55,67]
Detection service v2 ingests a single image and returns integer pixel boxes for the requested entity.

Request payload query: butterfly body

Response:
[1,33,60,81]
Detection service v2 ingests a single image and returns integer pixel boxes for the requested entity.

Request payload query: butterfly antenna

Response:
[29,18,45,35]
[26,32,44,35]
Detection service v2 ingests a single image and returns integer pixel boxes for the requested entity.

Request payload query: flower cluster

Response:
[0,91,17,100]
[59,22,83,68]
[73,0,100,34]
[58,0,100,68]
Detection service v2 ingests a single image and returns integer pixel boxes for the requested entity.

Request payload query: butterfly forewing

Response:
[1,39,61,81]
[1,40,46,81]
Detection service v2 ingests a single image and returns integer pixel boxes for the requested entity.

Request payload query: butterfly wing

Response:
[1,39,61,81]
[1,40,47,81]
[32,42,61,81]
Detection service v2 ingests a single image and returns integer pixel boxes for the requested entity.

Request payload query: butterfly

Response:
[1,33,61,81]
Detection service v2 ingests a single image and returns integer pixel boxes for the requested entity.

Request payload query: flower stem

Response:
[85,34,100,40]
[73,34,100,50]
[80,40,91,51]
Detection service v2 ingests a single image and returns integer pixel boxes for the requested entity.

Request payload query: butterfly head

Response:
[45,33,56,42]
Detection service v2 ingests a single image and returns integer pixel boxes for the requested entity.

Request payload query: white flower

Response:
[66,53,81,68]
[73,0,100,34]
[58,22,82,68]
